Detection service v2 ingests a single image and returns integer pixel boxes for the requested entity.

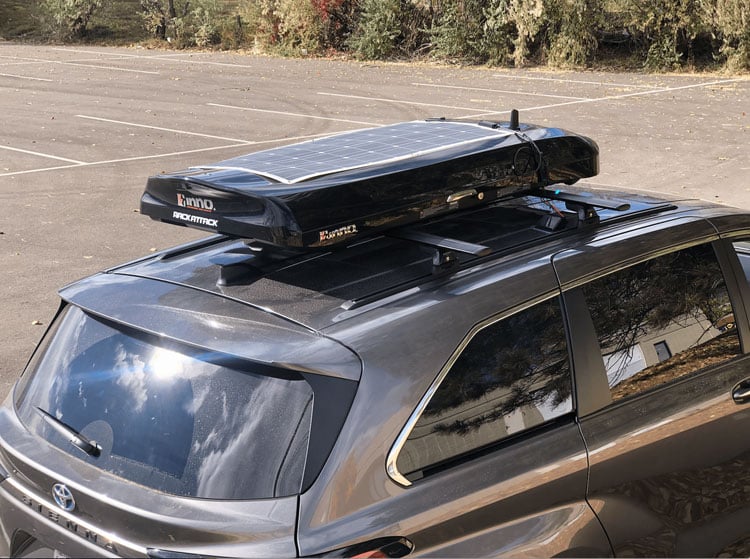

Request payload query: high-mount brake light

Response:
[140,115,599,251]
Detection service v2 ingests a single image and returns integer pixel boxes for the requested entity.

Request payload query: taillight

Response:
[313,537,414,558]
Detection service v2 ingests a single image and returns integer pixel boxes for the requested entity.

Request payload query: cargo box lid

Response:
[140,118,598,249]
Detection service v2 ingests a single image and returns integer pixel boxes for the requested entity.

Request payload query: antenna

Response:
[510,109,520,131]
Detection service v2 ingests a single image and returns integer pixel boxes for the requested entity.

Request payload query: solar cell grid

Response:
[194,121,514,184]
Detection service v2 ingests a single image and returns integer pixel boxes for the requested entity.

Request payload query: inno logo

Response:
[176,192,215,212]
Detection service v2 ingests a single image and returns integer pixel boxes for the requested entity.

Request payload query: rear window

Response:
[14,306,347,500]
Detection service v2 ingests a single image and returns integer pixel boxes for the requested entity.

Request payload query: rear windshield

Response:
[14,306,337,500]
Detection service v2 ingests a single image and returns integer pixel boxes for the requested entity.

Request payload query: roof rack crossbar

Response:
[388,229,492,275]
[537,189,631,212]
[388,229,492,257]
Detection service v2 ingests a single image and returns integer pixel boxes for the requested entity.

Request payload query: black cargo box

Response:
[140,119,598,249]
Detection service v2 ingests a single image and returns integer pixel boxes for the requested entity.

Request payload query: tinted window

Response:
[16,306,316,499]
[396,298,573,480]
[582,243,741,402]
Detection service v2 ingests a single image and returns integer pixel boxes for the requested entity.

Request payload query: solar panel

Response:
[193,120,514,184]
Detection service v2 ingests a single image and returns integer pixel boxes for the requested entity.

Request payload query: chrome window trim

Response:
[386,291,563,487]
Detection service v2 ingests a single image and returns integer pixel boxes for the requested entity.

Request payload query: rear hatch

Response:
[0,274,360,558]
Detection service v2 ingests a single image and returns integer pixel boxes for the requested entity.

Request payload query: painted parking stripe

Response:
[0,54,159,75]
[50,47,141,58]
[492,73,666,89]
[0,131,345,178]
[460,78,745,119]
[207,103,380,127]
[0,145,86,164]
[317,91,489,113]
[0,72,53,82]
[76,115,255,144]
[412,82,588,100]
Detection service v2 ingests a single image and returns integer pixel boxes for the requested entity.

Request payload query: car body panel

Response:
[554,217,750,556]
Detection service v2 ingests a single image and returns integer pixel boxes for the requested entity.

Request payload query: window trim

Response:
[386,291,570,487]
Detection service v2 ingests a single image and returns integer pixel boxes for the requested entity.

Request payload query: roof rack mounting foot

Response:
[432,248,459,274]
[566,202,600,227]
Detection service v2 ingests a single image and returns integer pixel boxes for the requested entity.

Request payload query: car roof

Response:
[99,186,715,332]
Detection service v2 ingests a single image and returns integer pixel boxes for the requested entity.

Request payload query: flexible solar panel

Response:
[142,117,600,249]
[194,120,515,184]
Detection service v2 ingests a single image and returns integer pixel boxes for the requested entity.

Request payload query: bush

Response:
[706,0,750,70]
[427,0,486,62]
[240,0,325,54]
[141,0,223,47]
[38,0,102,39]
[507,0,546,66]
[347,0,401,59]
[544,0,600,67]
[617,0,704,70]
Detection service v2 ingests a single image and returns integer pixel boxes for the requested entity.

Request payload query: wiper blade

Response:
[35,407,101,457]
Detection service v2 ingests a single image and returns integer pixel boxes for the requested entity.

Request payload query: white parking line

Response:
[0,72,53,82]
[50,47,141,58]
[317,91,488,113]
[207,103,380,127]
[492,73,665,89]
[0,163,81,178]
[0,143,246,178]
[76,115,255,144]
[412,82,588,101]
[0,145,86,164]
[0,132,343,178]
[459,78,745,119]
[0,54,159,75]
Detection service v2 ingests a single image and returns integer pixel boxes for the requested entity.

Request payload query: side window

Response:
[582,243,741,403]
[396,297,573,481]
[733,240,750,283]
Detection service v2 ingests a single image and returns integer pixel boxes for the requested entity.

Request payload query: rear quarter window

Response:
[395,297,573,482]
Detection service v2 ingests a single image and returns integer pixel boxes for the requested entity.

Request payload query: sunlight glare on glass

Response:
[148,347,187,380]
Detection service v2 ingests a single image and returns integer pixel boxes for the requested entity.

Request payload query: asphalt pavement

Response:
[1,43,748,398]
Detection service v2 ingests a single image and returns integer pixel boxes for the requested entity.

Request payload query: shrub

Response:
[507,0,546,66]
[544,0,600,67]
[240,0,324,54]
[706,0,750,70]
[347,0,402,59]
[38,0,102,39]
[618,0,704,70]
[141,0,222,47]
[427,0,486,62]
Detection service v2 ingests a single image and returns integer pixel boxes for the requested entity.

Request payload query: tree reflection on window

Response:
[582,243,740,401]
[397,298,572,477]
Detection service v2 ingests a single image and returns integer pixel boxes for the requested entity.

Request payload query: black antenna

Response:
[510,109,520,131]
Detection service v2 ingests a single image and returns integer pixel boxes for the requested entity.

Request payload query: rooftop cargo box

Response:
[140,118,599,249]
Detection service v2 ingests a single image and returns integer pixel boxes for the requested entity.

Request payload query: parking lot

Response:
[1,43,748,398]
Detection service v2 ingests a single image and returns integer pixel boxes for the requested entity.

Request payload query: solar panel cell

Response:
[194,121,514,184]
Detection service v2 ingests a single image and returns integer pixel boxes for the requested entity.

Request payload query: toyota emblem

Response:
[52,483,76,512]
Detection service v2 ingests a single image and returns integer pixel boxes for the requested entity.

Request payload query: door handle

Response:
[732,379,750,404]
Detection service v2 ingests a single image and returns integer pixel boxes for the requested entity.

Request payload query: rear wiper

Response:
[35,407,101,457]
